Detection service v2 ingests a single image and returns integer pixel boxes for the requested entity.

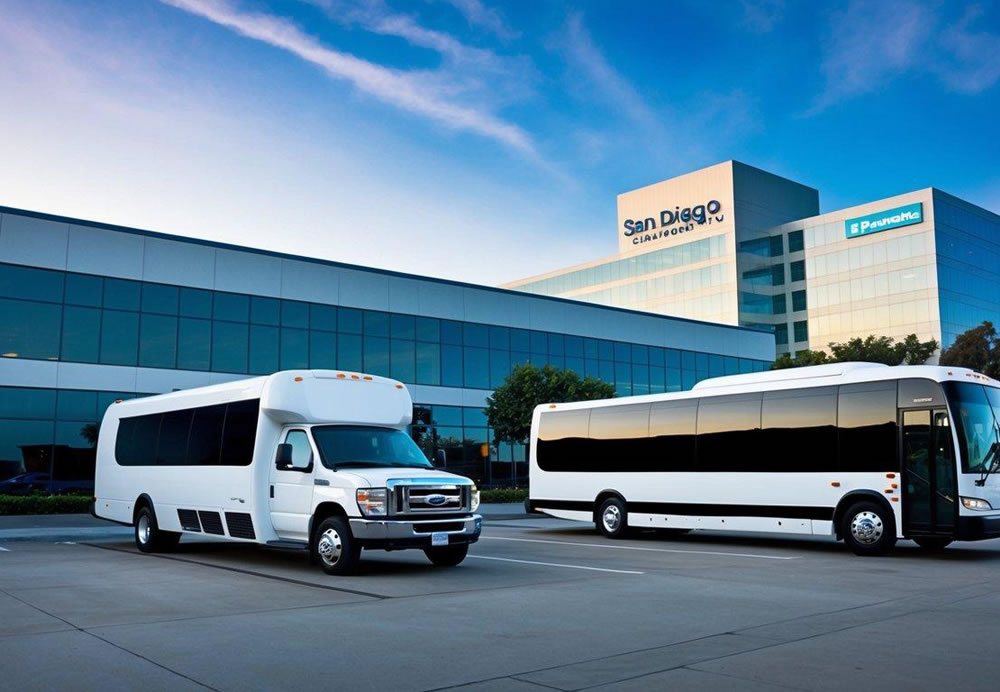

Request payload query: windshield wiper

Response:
[976,423,1000,487]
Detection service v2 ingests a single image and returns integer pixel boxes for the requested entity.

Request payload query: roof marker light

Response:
[294,376,303,382]
[830,481,841,487]
[395,384,404,389]
[363,376,373,381]
[886,473,896,479]
[351,374,359,380]
[548,404,557,409]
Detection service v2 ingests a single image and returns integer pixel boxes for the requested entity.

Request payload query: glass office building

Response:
[506,162,1000,358]
[0,205,774,493]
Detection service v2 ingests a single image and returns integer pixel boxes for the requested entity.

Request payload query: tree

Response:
[940,321,1000,378]
[771,349,828,369]
[485,364,616,449]
[771,333,939,370]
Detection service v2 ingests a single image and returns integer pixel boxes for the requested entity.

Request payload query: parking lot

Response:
[3,516,1000,691]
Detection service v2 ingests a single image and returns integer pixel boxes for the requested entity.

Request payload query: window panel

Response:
[309,330,337,369]
[103,278,140,311]
[535,409,590,472]
[463,346,489,389]
[220,399,259,466]
[211,321,248,373]
[489,326,510,350]
[0,264,64,302]
[650,400,697,470]
[589,403,652,471]
[177,318,211,371]
[364,311,389,337]
[390,339,415,383]
[250,297,279,326]
[280,328,309,370]
[187,404,226,465]
[363,335,390,377]
[65,273,102,307]
[56,390,97,421]
[510,329,530,353]
[100,310,139,366]
[179,288,212,318]
[415,317,440,343]
[138,313,177,369]
[213,293,249,322]
[0,299,60,360]
[441,344,463,386]
[697,393,762,471]
[338,308,363,334]
[156,409,192,465]
[464,323,488,348]
[61,306,100,363]
[489,349,510,388]
[281,300,309,328]
[416,342,441,385]
[838,382,897,472]
[310,304,337,332]
[249,325,279,374]
[141,284,178,315]
[338,333,362,371]
[391,314,415,340]
[0,387,57,419]
[761,387,837,471]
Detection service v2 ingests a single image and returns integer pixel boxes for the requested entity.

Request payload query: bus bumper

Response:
[349,514,482,550]
[955,515,1000,541]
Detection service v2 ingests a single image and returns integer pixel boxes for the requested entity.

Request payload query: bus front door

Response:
[901,409,957,536]
[268,429,315,541]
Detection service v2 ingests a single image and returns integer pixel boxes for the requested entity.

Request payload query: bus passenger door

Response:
[268,429,315,541]
[901,409,956,536]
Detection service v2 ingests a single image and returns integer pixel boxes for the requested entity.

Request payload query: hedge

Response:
[480,488,528,504]
[0,494,92,515]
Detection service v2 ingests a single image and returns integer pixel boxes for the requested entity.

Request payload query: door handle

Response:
[270,485,274,498]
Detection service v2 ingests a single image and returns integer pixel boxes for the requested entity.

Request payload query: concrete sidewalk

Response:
[0,503,533,543]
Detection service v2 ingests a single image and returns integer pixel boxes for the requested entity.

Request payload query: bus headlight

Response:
[357,488,387,516]
[470,484,480,512]
[961,496,993,511]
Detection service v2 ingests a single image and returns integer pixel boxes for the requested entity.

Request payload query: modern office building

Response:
[505,161,1000,357]
[0,205,773,493]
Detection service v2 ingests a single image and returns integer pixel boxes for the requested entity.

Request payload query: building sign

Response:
[844,202,922,239]
[622,200,724,246]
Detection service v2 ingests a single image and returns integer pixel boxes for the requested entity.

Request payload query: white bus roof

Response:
[538,362,1000,413]
[104,370,413,428]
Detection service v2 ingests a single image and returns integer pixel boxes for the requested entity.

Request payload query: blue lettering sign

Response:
[844,203,923,239]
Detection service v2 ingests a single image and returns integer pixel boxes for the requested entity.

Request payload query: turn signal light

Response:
[830,481,841,487]
[886,473,896,479]
[884,489,893,494]
[293,376,303,382]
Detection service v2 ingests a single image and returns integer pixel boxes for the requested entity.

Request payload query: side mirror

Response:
[275,443,294,469]
[434,449,447,468]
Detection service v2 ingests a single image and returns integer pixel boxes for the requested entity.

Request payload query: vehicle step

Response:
[265,540,309,551]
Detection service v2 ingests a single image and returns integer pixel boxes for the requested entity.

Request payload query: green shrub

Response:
[480,488,528,504]
[0,494,92,515]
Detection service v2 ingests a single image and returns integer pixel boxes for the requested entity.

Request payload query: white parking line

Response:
[0,546,10,552]
[481,536,797,560]
[467,554,644,574]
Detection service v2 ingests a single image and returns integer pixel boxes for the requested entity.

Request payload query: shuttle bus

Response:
[528,363,1000,555]
[94,370,481,574]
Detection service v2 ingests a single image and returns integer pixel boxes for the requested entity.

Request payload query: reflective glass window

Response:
[548,334,564,357]
[177,318,211,371]
[0,387,57,419]
[464,323,488,348]
[441,344,463,386]
[249,325,279,374]
[530,331,547,354]
[100,310,139,366]
[281,300,309,329]
[156,409,192,465]
[415,317,440,343]
[338,308,362,334]
[179,287,212,318]
[250,297,279,325]
[697,393,762,471]
[220,399,259,466]
[390,339,415,383]
[364,311,389,337]
[138,314,177,368]
[391,314,415,340]
[141,284,178,315]
[211,321,248,373]
[464,346,489,389]
[65,273,102,307]
[792,290,807,312]
[790,260,806,282]
[650,400,697,470]
[310,304,337,332]
[363,336,390,377]
[416,342,441,385]
[309,330,337,369]
[61,306,100,363]
[57,390,97,421]
[490,349,510,388]
[280,328,309,370]
[510,329,530,352]
[213,293,249,322]
[788,230,804,253]
[838,381,897,472]
[338,333,362,371]
[794,320,808,342]
[761,387,837,471]
[0,299,60,360]
[489,326,510,350]
[0,264,64,302]
[187,404,226,465]
[103,278,140,311]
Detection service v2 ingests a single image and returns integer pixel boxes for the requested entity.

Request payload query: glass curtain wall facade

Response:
[0,206,775,492]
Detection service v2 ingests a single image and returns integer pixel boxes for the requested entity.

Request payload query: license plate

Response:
[431,532,449,546]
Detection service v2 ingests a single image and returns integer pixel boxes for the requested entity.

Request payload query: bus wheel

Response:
[842,501,896,556]
[424,543,469,567]
[913,537,952,551]
[134,506,179,553]
[597,497,628,539]
[313,517,361,575]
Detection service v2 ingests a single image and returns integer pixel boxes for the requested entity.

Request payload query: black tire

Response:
[424,543,469,567]
[841,501,897,556]
[913,536,952,551]
[596,497,628,539]
[312,516,361,575]
[134,505,180,553]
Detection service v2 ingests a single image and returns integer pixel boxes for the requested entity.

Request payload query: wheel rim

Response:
[317,528,343,566]
[137,514,151,545]
[850,511,883,545]
[602,504,621,533]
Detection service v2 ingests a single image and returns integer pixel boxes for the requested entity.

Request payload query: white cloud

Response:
[438,0,518,41]
[160,0,537,156]
[809,0,1000,113]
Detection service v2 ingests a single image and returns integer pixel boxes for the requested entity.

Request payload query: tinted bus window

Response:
[838,381,897,472]
[156,409,193,465]
[697,393,762,471]
[115,413,161,466]
[649,399,697,471]
[536,409,591,472]
[186,404,226,465]
[589,403,651,472]
[761,387,837,471]
[220,399,260,466]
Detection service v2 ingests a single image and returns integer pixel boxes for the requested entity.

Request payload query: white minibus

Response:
[528,363,1000,555]
[94,370,481,574]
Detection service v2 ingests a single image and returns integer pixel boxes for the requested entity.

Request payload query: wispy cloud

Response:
[439,0,519,41]
[809,0,1000,114]
[740,0,786,33]
[160,0,536,155]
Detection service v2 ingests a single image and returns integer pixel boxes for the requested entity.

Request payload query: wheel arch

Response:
[309,501,349,548]
[833,490,896,539]
[133,493,155,525]
[592,489,626,523]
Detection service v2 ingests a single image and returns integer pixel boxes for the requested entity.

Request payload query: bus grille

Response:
[198,511,225,535]
[225,512,256,540]
[177,509,201,532]
[395,485,466,514]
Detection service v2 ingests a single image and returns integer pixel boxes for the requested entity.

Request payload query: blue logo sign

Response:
[425,494,447,506]
[845,202,922,239]
[623,200,724,247]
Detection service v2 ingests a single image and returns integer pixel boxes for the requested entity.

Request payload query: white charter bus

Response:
[94,370,481,574]
[528,363,1000,555]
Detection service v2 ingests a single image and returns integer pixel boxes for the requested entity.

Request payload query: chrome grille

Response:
[390,481,469,515]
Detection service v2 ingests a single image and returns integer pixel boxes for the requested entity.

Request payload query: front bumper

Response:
[955,515,1000,541]
[349,514,482,550]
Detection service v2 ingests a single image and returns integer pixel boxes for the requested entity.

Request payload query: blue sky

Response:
[1,0,998,285]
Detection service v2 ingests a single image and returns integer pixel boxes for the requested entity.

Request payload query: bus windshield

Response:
[311,426,433,470]
[944,382,1000,473]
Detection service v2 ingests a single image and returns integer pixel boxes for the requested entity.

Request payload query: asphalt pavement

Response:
[2,513,999,690]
